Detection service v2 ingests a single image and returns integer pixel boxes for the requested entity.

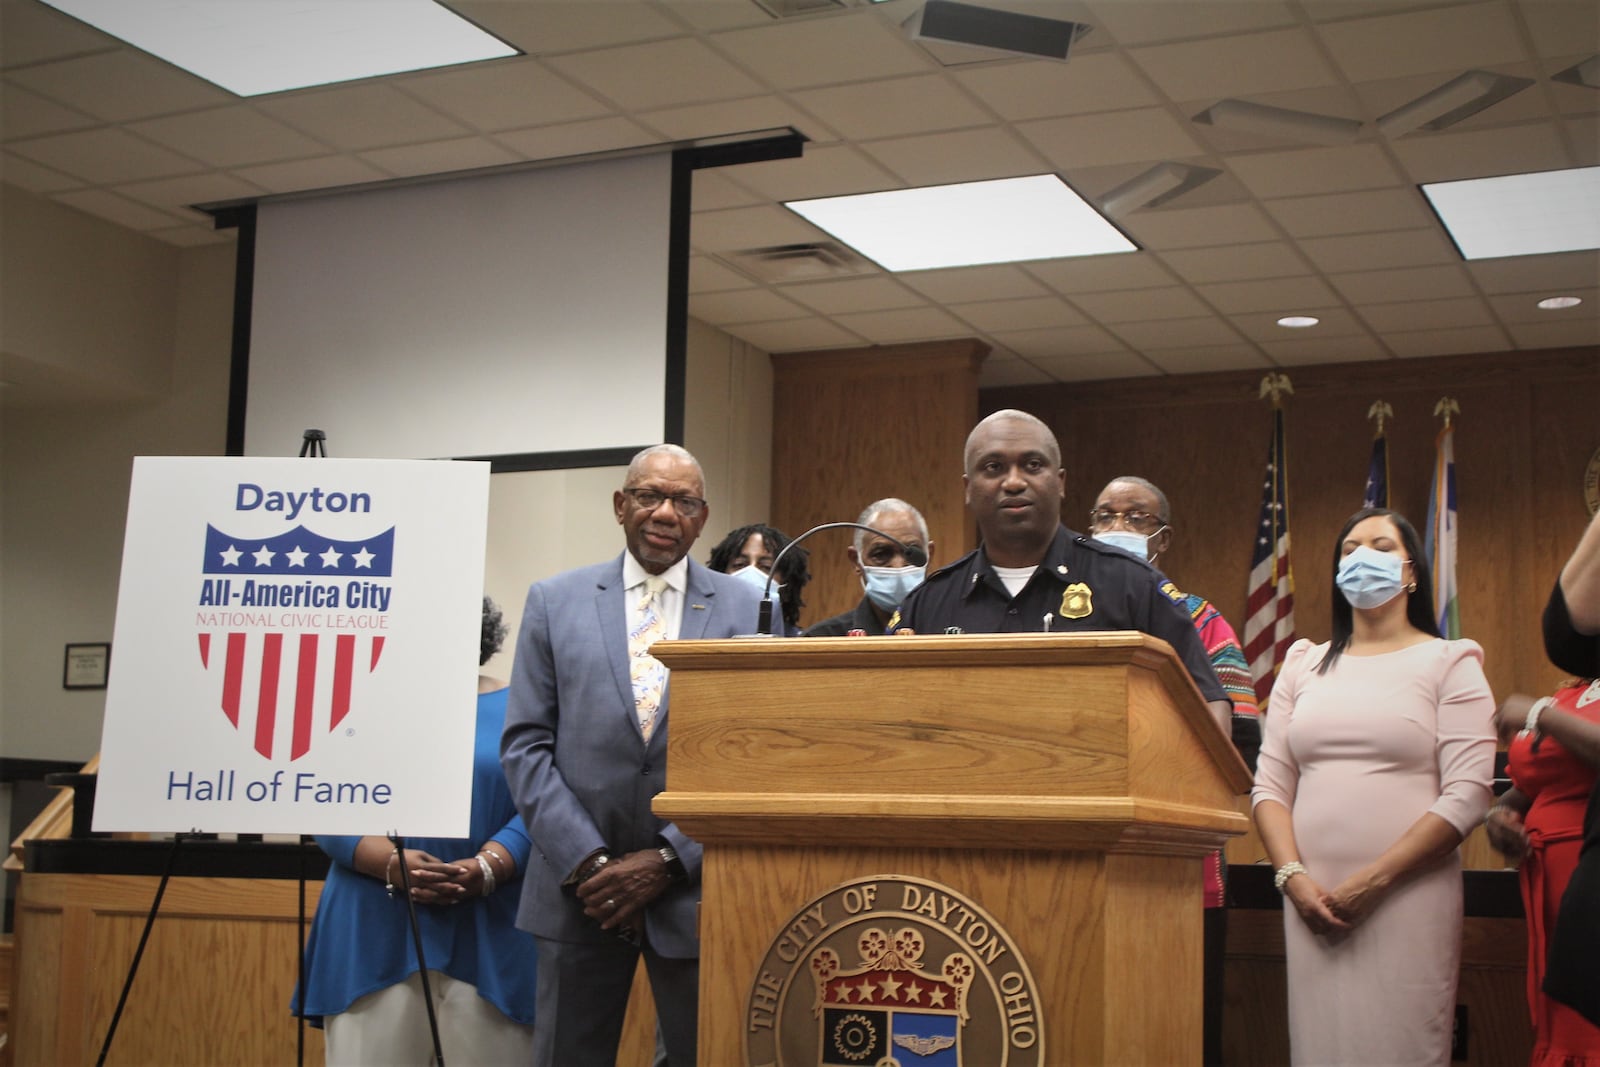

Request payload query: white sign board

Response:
[94,457,489,836]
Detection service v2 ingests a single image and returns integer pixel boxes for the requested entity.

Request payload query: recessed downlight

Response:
[1537,296,1584,310]
[1277,315,1320,328]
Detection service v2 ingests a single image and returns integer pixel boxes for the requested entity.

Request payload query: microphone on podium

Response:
[753,521,929,636]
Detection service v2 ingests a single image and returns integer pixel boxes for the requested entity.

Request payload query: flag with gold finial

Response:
[1425,399,1460,638]
[1363,401,1391,509]
[1243,373,1298,713]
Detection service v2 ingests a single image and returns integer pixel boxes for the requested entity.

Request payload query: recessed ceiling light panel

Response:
[1422,166,1600,259]
[1537,296,1584,310]
[1277,315,1320,328]
[41,0,518,96]
[785,175,1136,272]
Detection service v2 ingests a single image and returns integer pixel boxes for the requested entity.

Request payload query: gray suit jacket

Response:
[500,553,763,957]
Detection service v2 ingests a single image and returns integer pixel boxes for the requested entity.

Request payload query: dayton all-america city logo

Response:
[195,483,393,763]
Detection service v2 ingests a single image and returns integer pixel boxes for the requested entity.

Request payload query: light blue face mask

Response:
[1336,545,1406,609]
[861,564,926,612]
[728,564,781,597]
[1094,530,1151,561]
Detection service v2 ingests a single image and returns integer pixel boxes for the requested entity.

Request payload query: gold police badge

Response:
[746,874,1045,1067]
[1059,582,1093,619]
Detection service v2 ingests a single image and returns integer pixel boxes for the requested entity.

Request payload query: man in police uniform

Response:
[894,409,1231,732]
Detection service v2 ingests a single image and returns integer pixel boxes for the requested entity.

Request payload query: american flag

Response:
[1362,430,1388,509]
[1425,419,1460,638]
[1242,405,1297,713]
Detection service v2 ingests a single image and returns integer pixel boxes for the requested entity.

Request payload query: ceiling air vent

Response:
[722,241,875,283]
[751,0,848,18]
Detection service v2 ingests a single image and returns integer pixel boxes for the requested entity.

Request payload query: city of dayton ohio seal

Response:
[746,874,1044,1067]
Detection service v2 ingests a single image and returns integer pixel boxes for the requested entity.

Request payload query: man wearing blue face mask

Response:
[1091,475,1261,1067]
[803,499,935,637]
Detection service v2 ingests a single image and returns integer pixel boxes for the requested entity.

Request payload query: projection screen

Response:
[241,151,677,466]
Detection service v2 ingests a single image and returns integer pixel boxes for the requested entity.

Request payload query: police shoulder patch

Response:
[1159,580,1188,604]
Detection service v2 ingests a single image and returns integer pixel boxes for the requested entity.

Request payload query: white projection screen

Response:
[242,151,676,466]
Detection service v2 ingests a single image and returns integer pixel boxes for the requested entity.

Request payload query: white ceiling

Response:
[2,0,1598,388]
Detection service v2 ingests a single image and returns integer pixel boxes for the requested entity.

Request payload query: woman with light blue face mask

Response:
[706,523,811,636]
[1250,507,1496,1067]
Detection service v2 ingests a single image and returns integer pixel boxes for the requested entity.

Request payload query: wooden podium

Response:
[653,632,1252,1067]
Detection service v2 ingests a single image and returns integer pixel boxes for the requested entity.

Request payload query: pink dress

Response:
[1252,638,1496,1067]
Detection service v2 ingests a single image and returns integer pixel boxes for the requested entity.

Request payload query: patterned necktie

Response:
[628,575,669,740]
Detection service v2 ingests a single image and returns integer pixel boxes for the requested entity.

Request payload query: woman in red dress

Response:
[1486,677,1600,1065]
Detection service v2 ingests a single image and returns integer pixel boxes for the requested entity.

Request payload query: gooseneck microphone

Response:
[755,521,929,636]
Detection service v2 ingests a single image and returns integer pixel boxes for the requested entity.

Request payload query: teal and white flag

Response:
[1424,422,1459,638]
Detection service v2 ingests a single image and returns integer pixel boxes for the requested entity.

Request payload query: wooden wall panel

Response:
[771,340,985,628]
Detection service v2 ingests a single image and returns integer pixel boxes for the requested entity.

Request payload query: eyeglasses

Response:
[1088,509,1166,534]
[622,487,706,518]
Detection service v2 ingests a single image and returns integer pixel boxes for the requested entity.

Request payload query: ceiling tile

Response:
[663,1,776,34]
[1299,229,1459,273]
[790,74,991,141]
[1297,0,1472,21]
[0,149,81,192]
[980,356,1054,387]
[1159,241,1311,283]
[258,85,471,151]
[399,61,613,132]
[52,188,185,230]
[860,127,1047,186]
[1141,343,1271,373]
[1466,252,1600,294]
[0,0,117,68]
[779,277,927,315]
[691,204,828,253]
[710,13,928,90]
[1129,28,1341,101]
[689,288,810,323]
[1228,143,1405,199]
[1262,188,1435,238]
[1027,352,1162,381]
[1506,317,1600,349]
[1318,2,1529,83]
[951,53,1159,121]
[493,116,661,161]
[6,49,229,121]
[1087,0,1297,46]
[1390,121,1573,183]
[113,171,263,215]
[545,38,764,110]
[1024,252,1179,292]
[1,82,97,139]
[1261,333,1389,364]
[722,143,900,202]
[1329,263,1477,303]
[1120,202,1280,249]
[1017,107,1206,169]
[689,255,759,293]
[1112,315,1245,348]
[948,296,1085,331]
[721,317,866,353]
[230,155,391,195]
[1487,289,1599,324]
[690,170,764,211]
[1356,296,1494,332]
[898,265,1052,302]
[1382,324,1512,358]
[358,137,523,178]
[988,323,1129,358]
[1197,275,1339,313]
[1072,285,1212,322]
[9,127,202,182]
[1233,307,1368,340]
[1519,1,1600,61]
[638,96,835,144]
[830,306,971,344]
[148,224,234,248]
[127,107,330,168]
[453,1,683,53]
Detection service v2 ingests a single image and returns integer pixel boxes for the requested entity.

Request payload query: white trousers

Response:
[324,970,534,1067]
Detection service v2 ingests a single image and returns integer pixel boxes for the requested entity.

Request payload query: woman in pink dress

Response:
[1485,678,1600,1065]
[1252,507,1497,1066]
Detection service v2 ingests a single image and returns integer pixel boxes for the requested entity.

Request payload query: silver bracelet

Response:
[476,853,496,896]
[1273,861,1308,892]
[385,848,400,898]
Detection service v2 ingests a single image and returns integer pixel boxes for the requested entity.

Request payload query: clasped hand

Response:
[396,848,485,905]
[1285,866,1388,936]
[577,849,671,931]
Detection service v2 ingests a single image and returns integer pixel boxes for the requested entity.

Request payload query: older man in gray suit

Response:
[501,444,763,1067]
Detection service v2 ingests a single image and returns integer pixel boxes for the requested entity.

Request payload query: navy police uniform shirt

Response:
[894,525,1230,704]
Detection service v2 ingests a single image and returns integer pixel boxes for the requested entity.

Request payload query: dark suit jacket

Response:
[500,553,762,957]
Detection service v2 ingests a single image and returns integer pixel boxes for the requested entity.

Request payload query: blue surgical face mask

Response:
[728,564,781,596]
[861,564,926,612]
[1094,530,1151,561]
[1335,545,1406,609]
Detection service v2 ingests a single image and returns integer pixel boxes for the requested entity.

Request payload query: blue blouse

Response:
[292,688,537,1025]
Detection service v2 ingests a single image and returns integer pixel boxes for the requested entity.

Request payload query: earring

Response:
[1406,580,1418,594]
